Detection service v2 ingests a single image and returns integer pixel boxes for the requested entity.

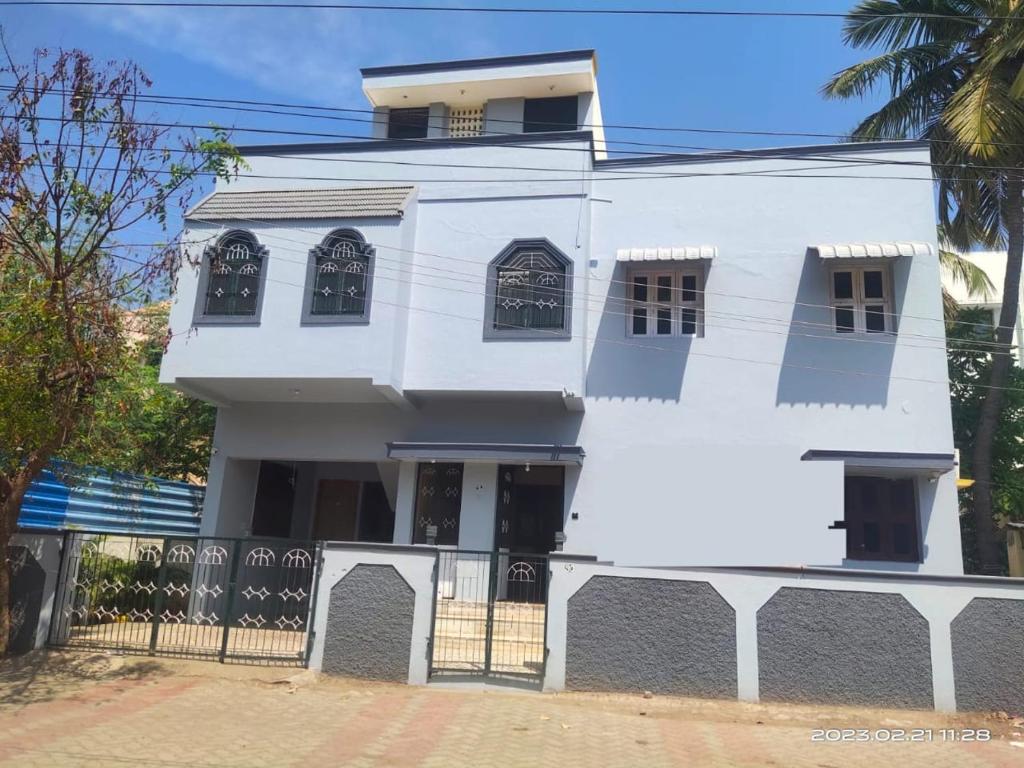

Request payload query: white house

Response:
[943,250,1024,362]
[160,50,963,574]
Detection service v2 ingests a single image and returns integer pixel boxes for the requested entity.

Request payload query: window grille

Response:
[494,250,566,331]
[449,106,484,137]
[204,231,264,316]
[311,230,371,316]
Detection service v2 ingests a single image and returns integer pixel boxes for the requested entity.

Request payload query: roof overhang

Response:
[810,242,933,259]
[185,186,414,222]
[616,246,716,262]
[801,450,956,477]
[362,50,597,109]
[386,442,585,465]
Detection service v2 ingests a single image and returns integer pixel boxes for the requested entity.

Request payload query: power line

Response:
[16,113,956,174]
[16,82,1024,154]
[176,220,1008,354]
[28,229,1001,353]
[136,250,1015,395]
[18,162,1000,338]
[3,1,1022,22]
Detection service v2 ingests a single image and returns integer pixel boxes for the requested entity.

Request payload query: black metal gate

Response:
[428,550,549,682]
[49,532,320,665]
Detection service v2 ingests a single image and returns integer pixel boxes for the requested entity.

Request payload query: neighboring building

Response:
[942,250,1024,362]
[160,50,962,573]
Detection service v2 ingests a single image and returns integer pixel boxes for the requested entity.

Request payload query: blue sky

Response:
[5,1,889,252]
[6,0,886,151]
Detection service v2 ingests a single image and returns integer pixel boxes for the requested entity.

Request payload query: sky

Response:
[3,0,889,244]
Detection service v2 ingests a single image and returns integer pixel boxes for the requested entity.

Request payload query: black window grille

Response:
[311,230,371,316]
[413,463,463,545]
[204,232,264,316]
[494,250,566,331]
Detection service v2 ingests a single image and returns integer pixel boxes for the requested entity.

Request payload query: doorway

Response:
[495,465,563,602]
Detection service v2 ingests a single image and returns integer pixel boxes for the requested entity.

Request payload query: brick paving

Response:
[1,651,1022,767]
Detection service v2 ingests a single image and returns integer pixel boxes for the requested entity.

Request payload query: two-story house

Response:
[161,50,963,574]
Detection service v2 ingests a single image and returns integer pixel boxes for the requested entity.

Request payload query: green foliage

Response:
[826,1,1024,571]
[75,548,192,620]
[948,307,1024,564]
[64,303,216,482]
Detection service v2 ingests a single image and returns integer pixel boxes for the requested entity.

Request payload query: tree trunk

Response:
[970,174,1024,575]
[0,469,46,657]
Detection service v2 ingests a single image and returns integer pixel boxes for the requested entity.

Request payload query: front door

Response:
[495,465,563,603]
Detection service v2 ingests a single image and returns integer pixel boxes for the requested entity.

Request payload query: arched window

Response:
[304,229,374,322]
[486,239,572,338]
[201,231,266,318]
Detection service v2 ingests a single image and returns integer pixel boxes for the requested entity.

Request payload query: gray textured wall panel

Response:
[321,564,414,682]
[6,546,45,655]
[952,598,1024,713]
[565,576,737,697]
[758,588,932,708]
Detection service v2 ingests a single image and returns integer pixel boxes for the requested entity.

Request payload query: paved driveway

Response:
[1,652,1021,767]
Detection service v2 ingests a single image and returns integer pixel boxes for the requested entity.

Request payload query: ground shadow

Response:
[0,650,165,708]
[775,251,906,407]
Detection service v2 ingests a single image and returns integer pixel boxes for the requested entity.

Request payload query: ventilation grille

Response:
[449,106,484,137]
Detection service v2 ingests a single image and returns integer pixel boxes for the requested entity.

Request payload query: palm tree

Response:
[824,1,1024,573]
[939,240,995,318]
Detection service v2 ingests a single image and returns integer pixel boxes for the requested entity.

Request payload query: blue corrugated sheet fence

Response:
[17,461,204,537]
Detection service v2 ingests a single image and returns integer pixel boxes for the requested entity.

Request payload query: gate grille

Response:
[429,550,548,681]
[49,532,319,665]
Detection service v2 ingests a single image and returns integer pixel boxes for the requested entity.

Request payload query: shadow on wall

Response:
[775,251,905,407]
[586,265,691,401]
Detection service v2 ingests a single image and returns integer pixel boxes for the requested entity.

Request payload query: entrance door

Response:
[251,461,296,538]
[312,479,360,541]
[495,465,563,602]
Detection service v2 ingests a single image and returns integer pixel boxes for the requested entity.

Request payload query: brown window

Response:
[844,476,920,562]
[412,463,463,545]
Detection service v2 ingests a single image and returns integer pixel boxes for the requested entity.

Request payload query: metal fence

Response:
[48,532,320,665]
[429,550,549,682]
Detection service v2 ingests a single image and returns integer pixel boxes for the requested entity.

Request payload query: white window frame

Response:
[828,264,894,335]
[626,267,705,338]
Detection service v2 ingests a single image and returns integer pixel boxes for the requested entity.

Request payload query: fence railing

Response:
[49,532,320,665]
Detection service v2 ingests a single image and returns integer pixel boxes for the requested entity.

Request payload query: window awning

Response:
[386,442,585,465]
[186,185,415,221]
[801,450,955,475]
[616,246,716,262]
[810,242,933,259]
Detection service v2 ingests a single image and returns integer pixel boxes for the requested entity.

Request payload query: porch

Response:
[201,443,583,558]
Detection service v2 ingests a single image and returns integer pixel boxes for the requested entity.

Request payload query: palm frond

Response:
[943,63,1024,156]
[940,246,997,300]
[823,43,963,100]
[843,56,968,138]
[842,0,984,49]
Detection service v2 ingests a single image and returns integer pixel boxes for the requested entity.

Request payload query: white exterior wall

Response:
[164,140,962,573]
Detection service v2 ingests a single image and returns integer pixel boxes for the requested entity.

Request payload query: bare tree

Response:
[0,44,240,654]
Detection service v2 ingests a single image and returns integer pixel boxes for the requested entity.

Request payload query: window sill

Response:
[301,315,370,326]
[192,316,262,327]
[483,328,572,341]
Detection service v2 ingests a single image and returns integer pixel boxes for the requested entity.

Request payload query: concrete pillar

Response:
[427,102,448,138]
[458,463,497,551]
[392,461,418,544]
[483,98,524,135]
[200,454,260,538]
[371,106,390,139]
